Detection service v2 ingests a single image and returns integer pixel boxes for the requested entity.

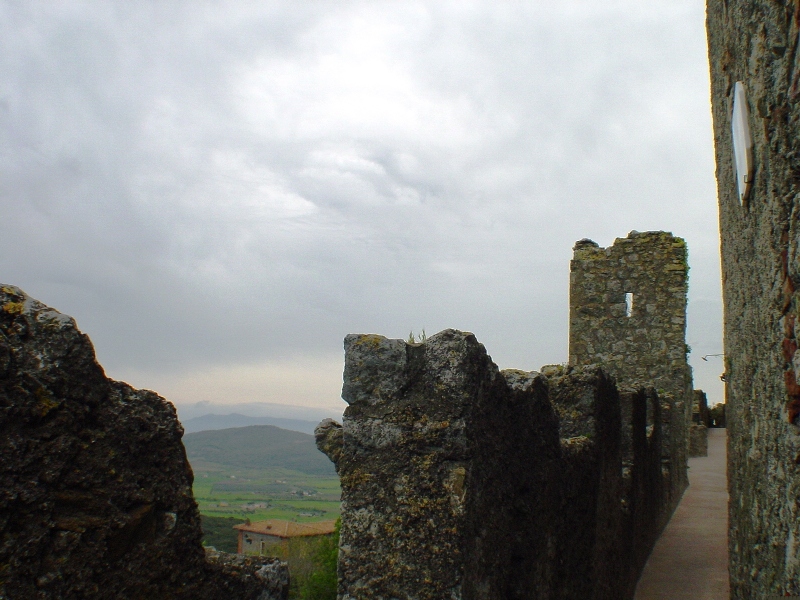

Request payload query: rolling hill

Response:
[181,413,320,435]
[182,424,336,476]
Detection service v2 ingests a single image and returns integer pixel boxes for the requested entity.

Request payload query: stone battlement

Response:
[317,231,698,599]
[318,330,688,600]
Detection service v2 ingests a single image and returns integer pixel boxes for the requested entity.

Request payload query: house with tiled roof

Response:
[233,519,337,555]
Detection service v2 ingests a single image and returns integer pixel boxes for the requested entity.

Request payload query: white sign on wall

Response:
[731,81,754,205]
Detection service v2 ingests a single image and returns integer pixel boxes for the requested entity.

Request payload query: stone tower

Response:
[568,230,692,510]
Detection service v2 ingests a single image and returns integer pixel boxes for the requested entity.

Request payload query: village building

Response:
[234,519,337,555]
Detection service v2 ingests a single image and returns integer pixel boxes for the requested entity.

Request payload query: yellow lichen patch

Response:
[554,405,582,422]
[2,302,24,315]
[340,469,373,489]
[503,368,529,376]
[352,334,385,349]
[35,387,59,417]
[413,453,436,472]
[444,466,467,508]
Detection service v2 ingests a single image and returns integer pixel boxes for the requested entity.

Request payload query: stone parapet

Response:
[688,424,708,458]
[319,331,683,599]
[319,329,561,599]
[692,390,710,428]
[546,365,625,600]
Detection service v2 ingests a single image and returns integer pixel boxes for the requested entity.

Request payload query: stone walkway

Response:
[634,428,729,599]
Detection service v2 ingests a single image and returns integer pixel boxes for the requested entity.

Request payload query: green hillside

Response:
[183,424,336,476]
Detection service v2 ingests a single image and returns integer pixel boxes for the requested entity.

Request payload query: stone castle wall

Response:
[568,231,693,519]
[317,329,684,600]
[0,285,288,600]
[707,1,800,596]
[319,330,562,600]
[693,389,710,427]
[689,390,710,457]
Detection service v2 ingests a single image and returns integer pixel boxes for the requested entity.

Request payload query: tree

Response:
[295,518,339,600]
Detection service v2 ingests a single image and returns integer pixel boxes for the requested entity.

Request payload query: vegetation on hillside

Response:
[183,425,336,476]
[277,518,340,600]
[200,515,240,553]
[709,403,726,427]
[192,464,340,523]
[189,423,341,598]
[200,515,340,598]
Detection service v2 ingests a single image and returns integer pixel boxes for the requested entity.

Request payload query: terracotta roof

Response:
[233,519,337,538]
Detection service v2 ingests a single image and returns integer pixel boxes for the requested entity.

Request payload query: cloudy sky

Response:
[0,1,724,420]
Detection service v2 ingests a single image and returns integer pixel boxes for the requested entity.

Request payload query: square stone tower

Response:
[568,230,692,510]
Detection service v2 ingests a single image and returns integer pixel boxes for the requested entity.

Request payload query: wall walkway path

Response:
[634,428,729,599]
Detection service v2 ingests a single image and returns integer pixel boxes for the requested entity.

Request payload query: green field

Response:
[184,423,342,547]
[192,459,341,524]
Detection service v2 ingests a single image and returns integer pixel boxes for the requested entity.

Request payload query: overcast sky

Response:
[0,1,724,419]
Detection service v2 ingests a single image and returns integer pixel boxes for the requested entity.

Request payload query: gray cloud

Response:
[0,1,724,405]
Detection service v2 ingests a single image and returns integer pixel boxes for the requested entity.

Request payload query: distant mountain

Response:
[183,424,336,476]
[181,413,320,435]
[174,401,343,423]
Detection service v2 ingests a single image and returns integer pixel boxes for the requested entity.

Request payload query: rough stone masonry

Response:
[318,330,563,600]
[0,285,289,600]
[568,231,694,520]
[317,328,684,600]
[707,1,800,596]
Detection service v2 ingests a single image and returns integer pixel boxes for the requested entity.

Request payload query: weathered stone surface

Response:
[314,418,343,471]
[568,231,692,520]
[619,388,664,591]
[0,285,288,600]
[323,332,679,600]
[688,424,708,458]
[546,365,625,600]
[205,549,290,598]
[707,2,800,596]
[331,329,562,600]
[692,389,710,428]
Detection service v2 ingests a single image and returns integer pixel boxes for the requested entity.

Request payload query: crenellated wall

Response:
[317,330,562,599]
[317,329,686,600]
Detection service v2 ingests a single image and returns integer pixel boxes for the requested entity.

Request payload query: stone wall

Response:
[568,231,693,518]
[0,285,288,600]
[707,1,800,596]
[317,330,681,599]
[544,365,627,599]
[319,330,562,599]
[689,425,709,458]
[709,403,726,428]
[618,388,664,586]
[689,391,709,458]
[693,389,711,427]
